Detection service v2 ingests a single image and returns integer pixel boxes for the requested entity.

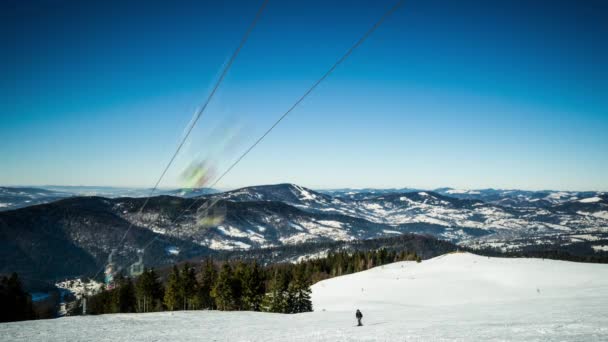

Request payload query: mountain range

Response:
[0,186,218,211]
[1,183,606,289]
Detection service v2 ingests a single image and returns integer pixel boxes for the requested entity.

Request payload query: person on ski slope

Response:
[356,309,363,326]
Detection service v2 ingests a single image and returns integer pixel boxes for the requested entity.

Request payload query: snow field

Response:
[2,253,607,341]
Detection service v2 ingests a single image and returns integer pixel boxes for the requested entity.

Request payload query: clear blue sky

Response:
[2,0,607,191]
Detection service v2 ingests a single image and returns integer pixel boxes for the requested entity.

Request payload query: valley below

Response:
[1,184,607,290]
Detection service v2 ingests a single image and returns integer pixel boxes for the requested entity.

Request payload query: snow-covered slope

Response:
[211,183,338,207]
[312,252,608,309]
[205,186,608,246]
[2,253,607,341]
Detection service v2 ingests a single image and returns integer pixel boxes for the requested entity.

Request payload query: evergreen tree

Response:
[87,246,423,315]
[164,266,182,311]
[0,273,36,322]
[197,259,217,309]
[135,268,163,312]
[111,275,136,313]
[88,287,113,315]
[212,263,236,310]
[241,261,265,311]
[181,263,198,310]
[231,262,246,310]
[261,269,289,313]
[286,267,312,313]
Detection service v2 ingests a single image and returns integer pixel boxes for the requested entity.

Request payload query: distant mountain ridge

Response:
[0,187,73,211]
[1,183,606,289]
[211,183,335,206]
[0,186,219,211]
[3,184,603,212]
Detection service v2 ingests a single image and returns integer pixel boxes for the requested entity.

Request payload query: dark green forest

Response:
[87,249,421,315]
[4,232,606,322]
[0,273,36,322]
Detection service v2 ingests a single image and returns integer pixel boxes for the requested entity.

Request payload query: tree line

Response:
[218,233,453,264]
[87,248,421,315]
[0,273,36,322]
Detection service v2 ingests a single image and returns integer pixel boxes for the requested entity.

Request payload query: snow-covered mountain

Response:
[198,184,608,248]
[3,253,607,341]
[99,184,608,268]
[424,187,605,208]
[327,187,605,208]
[2,184,607,288]
[319,187,421,201]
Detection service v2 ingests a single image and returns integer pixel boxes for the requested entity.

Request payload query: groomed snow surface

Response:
[2,253,608,341]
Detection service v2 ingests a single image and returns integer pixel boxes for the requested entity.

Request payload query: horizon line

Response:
[1,182,606,193]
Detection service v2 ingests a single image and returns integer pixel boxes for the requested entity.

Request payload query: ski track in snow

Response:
[2,253,607,341]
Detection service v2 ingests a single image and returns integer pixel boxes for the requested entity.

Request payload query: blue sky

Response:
[2,0,607,191]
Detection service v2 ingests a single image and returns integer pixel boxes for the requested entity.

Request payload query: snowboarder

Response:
[356,309,363,326]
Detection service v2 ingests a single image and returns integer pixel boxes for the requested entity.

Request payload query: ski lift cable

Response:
[120,0,404,273]
[91,0,269,280]
[161,0,405,245]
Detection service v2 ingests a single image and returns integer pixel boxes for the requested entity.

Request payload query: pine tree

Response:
[197,258,217,309]
[286,267,312,313]
[262,269,289,313]
[366,251,374,269]
[212,263,236,310]
[164,266,182,311]
[111,275,136,313]
[135,268,163,312]
[231,262,246,310]
[88,288,113,315]
[88,246,424,315]
[0,273,36,322]
[241,261,265,311]
[181,263,198,310]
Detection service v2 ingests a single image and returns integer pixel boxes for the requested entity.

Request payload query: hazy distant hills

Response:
[0,186,219,211]
[0,187,74,211]
[1,183,606,288]
[323,187,604,209]
[2,184,603,212]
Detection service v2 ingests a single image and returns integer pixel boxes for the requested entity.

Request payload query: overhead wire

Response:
[145,0,406,254]
[90,0,269,280]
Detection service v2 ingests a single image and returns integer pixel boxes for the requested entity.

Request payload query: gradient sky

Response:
[2,0,607,191]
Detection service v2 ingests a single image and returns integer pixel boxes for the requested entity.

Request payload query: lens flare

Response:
[196,199,226,228]
[180,160,216,190]
[176,119,245,228]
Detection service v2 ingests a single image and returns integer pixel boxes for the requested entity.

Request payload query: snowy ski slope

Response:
[2,252,607,341]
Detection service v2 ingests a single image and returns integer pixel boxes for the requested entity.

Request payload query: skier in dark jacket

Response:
[356,309,363,326]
